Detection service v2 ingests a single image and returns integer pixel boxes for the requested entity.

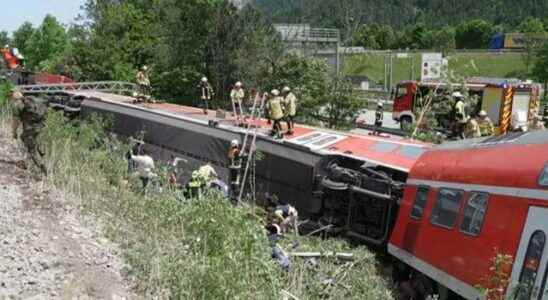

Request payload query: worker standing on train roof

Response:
[282,86,297,135]
[476,110,494,137]
[136,65,151,99]
[268,89,284,139]
[230,81,245,122]
[198,76,214,115]
[453,91,468,139]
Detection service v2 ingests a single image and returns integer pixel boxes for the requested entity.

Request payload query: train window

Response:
[539,162,548,187]
[460,192,489,236]
[410,186,430,220]
[430,188,464,229]
[516,230,546,300]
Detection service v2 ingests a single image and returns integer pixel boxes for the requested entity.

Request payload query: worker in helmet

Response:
[198,76,214,114]
[198,163,218,184]
[136,65,151,100]
[186,170,205,199]
[228,139,241,200]
[230,81,245,122]
[373,101,384,135]
[267,89,284,139]
[273,203,299,234]
[282,86,297,135]
[452,91,468,139]
[476,110,494,137]
[530,114,546,131]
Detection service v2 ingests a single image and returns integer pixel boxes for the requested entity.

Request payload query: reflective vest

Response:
[283,93,297,117]
[477,117,494,136]
[268,96,284,120]
[230,88,245,102]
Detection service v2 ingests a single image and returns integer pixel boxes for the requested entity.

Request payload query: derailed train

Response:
[74,92,547,300]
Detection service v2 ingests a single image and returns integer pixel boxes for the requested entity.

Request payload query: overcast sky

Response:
[0,0,86,33]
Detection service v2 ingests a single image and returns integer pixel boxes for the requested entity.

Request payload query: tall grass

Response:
[36,110,393,299]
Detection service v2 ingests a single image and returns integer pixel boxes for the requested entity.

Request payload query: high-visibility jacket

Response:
[455,100,467,124]
[136,71,150,86]
[477,117,494,136]
[283,93,297,117]
[268,96,284,120]
[230,88,245,102]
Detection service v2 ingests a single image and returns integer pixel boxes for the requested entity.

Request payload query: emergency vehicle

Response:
[392,78,541,134]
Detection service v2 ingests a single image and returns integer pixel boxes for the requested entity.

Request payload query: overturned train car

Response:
[80,94,428,246]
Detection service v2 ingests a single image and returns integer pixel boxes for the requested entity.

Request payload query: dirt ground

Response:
[0,127,136,299]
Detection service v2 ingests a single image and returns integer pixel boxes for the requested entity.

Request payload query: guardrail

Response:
[17,81,138,94]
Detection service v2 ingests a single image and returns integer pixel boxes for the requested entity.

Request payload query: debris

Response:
[305,224,334,237]
[289,252,354,261]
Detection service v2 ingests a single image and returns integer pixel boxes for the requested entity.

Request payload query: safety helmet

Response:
[235,81,242,87]
[201,77,208,83]
[271,89,280,96]
[142,65,148,71]
[377,100,384,108]
[231,139,239,147]
[452,91,464,99]
[282,86,291,93]
[478,110,488,117]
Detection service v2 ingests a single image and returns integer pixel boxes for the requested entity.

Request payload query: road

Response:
[356,110,400,129]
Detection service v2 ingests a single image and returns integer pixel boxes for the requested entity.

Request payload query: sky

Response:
[0,0,86,33]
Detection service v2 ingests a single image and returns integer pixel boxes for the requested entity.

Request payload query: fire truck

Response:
[1,46,73,85]
[392,78,542,134]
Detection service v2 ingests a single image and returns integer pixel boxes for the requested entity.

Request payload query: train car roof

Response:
[74,91,430,173]
[409,130,548,192]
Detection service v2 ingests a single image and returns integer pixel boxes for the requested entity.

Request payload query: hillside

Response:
[251,0,548,29]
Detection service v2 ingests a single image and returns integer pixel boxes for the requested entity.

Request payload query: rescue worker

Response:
[373,101,384,135]
[530,114,546,131]
[130,150,157,192]
[452,92,468,139]
[228,139,241,199]
[198,76,214,114]
[230,81,245,121]
[20,96,49,174]
[186,170,205,199]
[136,65,151,99]
[198,163,218,185]
[465,118,481,139]
[267,89,284,139]
[282,86,297,135]
[9,88,24,139]
[274,203,298,234]
[476,110,494,137]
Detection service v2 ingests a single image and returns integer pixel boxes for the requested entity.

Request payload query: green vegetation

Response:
[23,110,393,299]
[344,51,528,85]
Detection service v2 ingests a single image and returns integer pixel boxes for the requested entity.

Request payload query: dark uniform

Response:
[20,96,48,174]
[198,79,214,114]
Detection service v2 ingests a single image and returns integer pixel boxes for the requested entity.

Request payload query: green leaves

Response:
[25,15,70,71]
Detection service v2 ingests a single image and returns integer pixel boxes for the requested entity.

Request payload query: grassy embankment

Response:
[344,51,528,84]
[0,95,394,300]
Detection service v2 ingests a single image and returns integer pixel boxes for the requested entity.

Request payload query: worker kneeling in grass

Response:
[273,203,298,234]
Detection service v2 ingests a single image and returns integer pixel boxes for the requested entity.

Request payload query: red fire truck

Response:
[392,78,541,134]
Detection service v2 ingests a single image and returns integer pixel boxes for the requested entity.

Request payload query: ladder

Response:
[237,92,267,204]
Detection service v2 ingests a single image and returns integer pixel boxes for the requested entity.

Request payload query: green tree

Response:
[320,77,361,129]
[0,31,10,47]
[517,17,545,33]
[11,22,35,56]
[25,15,70,70]
[455,19,494,49]
[533,42,548,101]
[432,26,456,53]
[353,24,395,49]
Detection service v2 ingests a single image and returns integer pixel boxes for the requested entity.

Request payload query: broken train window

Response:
[410,186,430,220]
[460,192,489,236]
[430,188,464,229]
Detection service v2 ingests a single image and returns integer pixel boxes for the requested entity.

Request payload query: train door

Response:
[508,207,548,300]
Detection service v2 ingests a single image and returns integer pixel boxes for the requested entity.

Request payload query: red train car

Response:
[389,131,548,299]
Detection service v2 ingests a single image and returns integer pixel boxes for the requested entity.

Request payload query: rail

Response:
[17,81,138,94]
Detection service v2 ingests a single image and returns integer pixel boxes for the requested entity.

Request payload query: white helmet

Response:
[142,65,148,71]
[377,100,384,107]
[231,139,239,147]
[478,110,488,117]
[452,91,464,99]
[201,77,208,83]
[271,89,280,96]
[235,81,242,87]
[282,86,291,92]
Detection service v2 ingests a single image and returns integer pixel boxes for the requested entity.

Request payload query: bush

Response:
[38,111,394,299]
